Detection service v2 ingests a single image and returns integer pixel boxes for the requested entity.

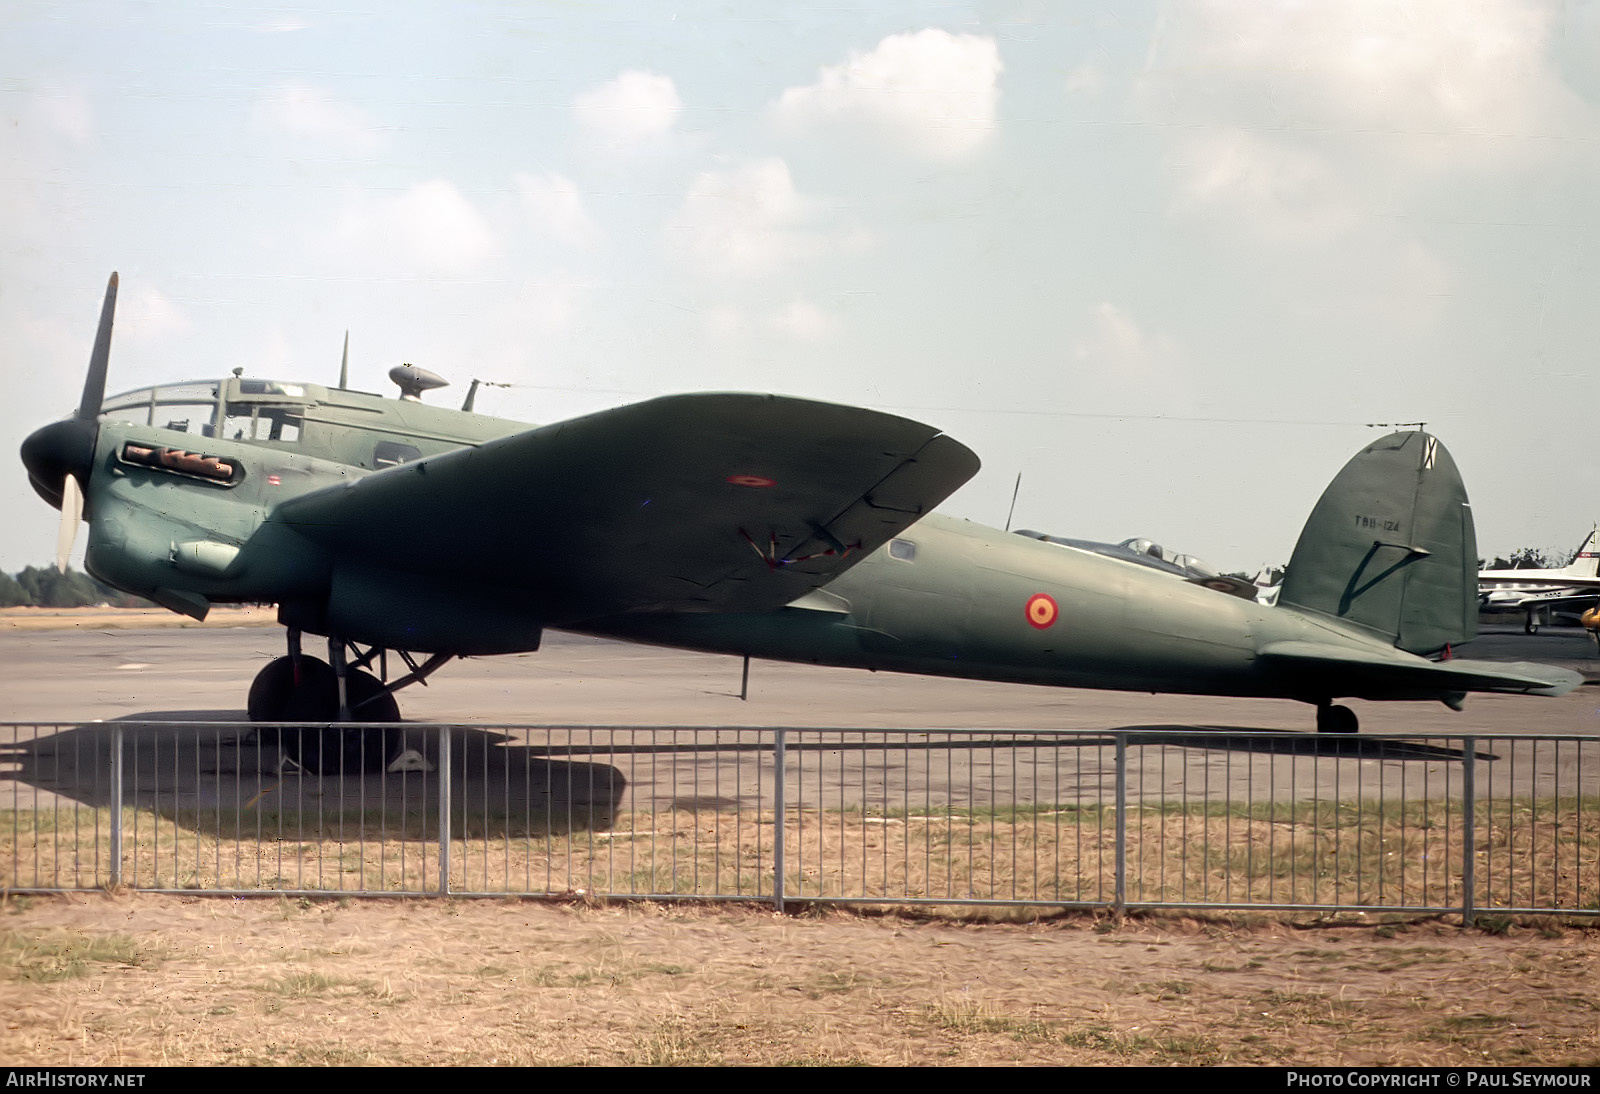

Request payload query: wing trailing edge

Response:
[272,392,979,623]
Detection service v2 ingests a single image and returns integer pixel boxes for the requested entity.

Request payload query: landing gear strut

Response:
[1316,702,1359,734]
[248,628,450,774]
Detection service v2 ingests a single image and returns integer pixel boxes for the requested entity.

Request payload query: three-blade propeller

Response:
[20,272,117,572]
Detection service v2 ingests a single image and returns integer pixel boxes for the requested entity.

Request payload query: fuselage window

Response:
[262,409,302,442]
[222,404,303,443]
[889,538,916,562]
[158,403,218,437]
[374,441,422,469]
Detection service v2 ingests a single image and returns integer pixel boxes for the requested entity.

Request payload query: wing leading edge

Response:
[272,392,979,623]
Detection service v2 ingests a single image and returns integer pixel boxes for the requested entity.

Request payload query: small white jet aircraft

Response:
[1478,528,1600,633]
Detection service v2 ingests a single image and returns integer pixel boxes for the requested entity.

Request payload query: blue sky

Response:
[6,1,1600,575]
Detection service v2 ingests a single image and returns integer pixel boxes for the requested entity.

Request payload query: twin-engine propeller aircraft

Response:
[1478,528,1600,634]
[21,275,1581,771]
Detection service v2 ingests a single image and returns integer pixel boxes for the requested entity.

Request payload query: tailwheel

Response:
[1316,703,1359,734]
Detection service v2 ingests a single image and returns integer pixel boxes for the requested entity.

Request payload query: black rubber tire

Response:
[346,669,400,723]
[1316,704,1359,734]
[248,655,332,722]
[279,667,398,775]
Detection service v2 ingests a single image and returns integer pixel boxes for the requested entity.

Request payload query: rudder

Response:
[1278,431,1476,655]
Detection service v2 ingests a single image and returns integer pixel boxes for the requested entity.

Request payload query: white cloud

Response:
[332,181,495,275]
[0,90,96,244]
[768,298,837,341]
[574,71,682,146]
[774,29,1002,159]
[254,85,384,152]
[119,285,194,344]
[1172,131,1361,242]
[27,89,95,149]
[1073,302,1188,397]
[513,276,584,335]
[515,172,598,250]
[666,158,818,277]
[1148,0,1586,246]
[1064,62,1104,97]
[1151,0,1580,153]
[253,18,310,34]
[695,299,839,344]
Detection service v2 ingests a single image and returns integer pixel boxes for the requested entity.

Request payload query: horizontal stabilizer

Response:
[1258,641,1583,700]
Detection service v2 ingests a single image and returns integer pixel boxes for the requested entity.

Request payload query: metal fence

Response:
[2,720,1597,923]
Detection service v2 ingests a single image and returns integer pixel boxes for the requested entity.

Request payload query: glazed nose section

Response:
[21,417,97,510]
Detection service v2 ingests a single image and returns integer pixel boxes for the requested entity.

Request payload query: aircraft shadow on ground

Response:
[1116,726,1497,762]
[2,712,628,839]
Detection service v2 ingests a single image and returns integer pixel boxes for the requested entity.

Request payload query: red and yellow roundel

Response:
[726,474,776,488]
[1025,593,1058,629]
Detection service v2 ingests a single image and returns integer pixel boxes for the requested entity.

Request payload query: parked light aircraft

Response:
[20,276,1580,771]
[1478,529,1600,633]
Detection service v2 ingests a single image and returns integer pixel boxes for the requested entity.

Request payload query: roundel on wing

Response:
[1025,593,1058,629]
[727,474,776,488]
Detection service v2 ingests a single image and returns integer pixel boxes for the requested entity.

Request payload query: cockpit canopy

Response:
[1117,538,1214,578]
[1015,528,1215,580]
[101,379,308,444]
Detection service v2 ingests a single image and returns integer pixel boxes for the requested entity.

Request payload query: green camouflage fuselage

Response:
[578,512,1403,703]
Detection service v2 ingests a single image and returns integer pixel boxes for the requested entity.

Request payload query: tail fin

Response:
[1566,527,1599,577]
[1278,431,1476,655]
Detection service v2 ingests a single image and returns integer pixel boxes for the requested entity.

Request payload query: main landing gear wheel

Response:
[248,657,398,775]
[1316,703,1359,734]
[247,655,333,721]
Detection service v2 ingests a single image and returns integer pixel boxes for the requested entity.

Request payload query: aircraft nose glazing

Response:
[20,418,97,510]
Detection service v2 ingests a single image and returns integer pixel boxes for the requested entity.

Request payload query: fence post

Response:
[438,725,451,896]
[1114,732,1127,916]
[108,724,123,889]
[773,728,786,913]
[1461,736,1476,928]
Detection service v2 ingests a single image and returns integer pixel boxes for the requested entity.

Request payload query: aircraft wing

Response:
[1478,575,1600,589]
[1257,641,1583,699]
[271,393,979,622]
[1481,590,1600,611]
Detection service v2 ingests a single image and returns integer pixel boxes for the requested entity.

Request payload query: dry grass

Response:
[1,892,1597,1066]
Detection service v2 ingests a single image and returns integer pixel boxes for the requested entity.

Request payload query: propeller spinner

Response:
[20,272,117,572]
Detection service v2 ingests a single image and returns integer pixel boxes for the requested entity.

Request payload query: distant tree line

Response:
[0,566,154,609]
[1480,547,1575,571]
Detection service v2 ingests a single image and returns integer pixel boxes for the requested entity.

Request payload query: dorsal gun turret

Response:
[389,364,448,402]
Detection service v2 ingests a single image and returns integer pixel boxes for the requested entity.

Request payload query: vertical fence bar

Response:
[438,725,451,896]
[1462,736,1476,928]
[773,728,786,913]
[108,724,123,889]
[1114,732,1127,915]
